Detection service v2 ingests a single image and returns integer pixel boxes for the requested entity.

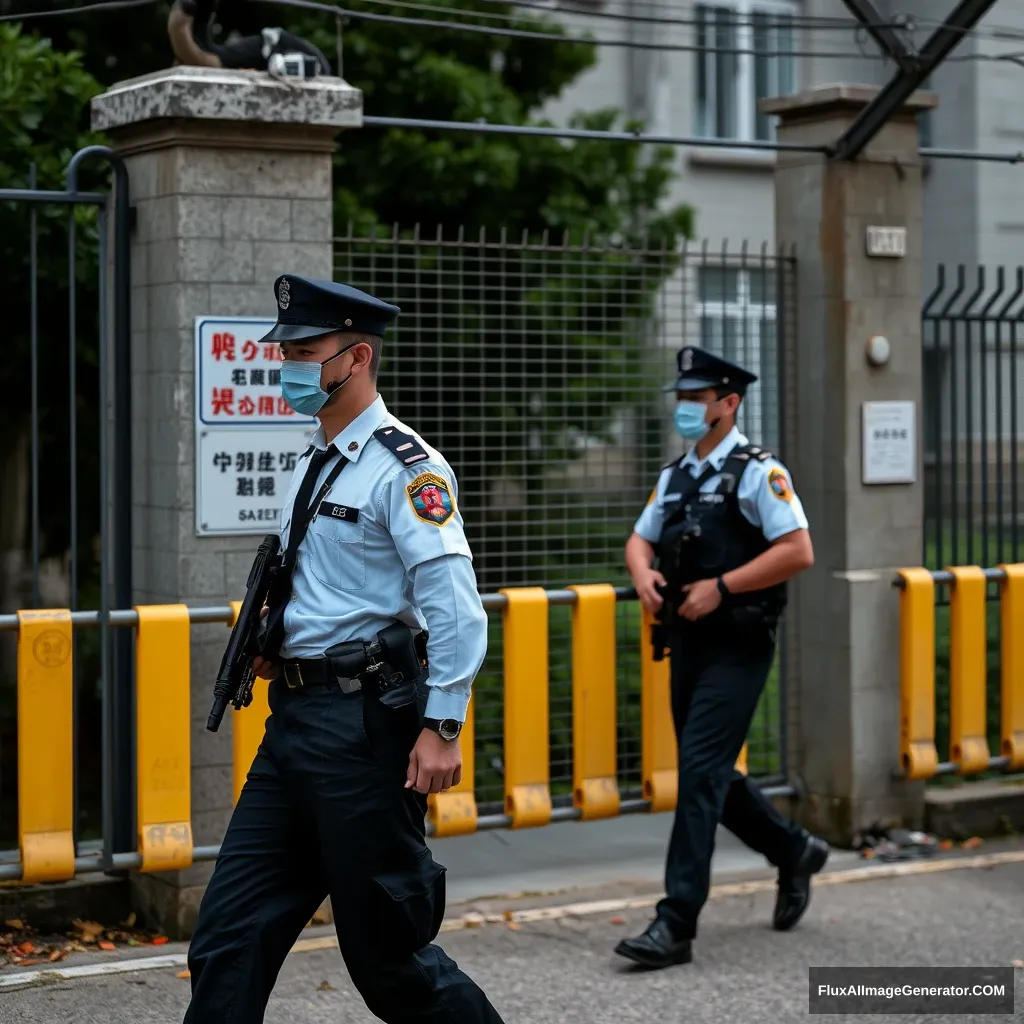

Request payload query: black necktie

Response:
[284,444,337,567]
[262,445,338,657]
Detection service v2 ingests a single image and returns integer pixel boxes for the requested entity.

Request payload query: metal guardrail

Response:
[894,564,1024,780]
[0,586,791,885]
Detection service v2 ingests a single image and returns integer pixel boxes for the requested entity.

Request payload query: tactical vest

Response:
[654,443,787,628]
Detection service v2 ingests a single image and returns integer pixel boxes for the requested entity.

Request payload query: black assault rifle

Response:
[206,533,281,733]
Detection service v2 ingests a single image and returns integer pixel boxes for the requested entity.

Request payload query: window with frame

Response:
[696,265,779,446]
[695,0,797,143]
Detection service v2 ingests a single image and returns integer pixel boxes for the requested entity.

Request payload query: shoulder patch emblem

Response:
[767,467,793,502]
[406,472,455,526]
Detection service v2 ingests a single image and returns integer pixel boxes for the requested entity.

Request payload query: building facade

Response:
[538,0,1024,531]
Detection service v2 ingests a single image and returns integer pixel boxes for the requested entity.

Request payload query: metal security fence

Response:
[920,264,1024,780]
[923,264,1024,577]
[0,148,134,861]
[334,227,795,795]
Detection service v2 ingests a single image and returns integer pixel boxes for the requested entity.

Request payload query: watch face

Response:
[439,719,461,740]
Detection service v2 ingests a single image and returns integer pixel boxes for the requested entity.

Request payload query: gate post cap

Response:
[91,65,362,134]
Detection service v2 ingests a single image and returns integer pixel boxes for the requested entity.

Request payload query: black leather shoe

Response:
[613,918,693,969]
[773,834,830,931]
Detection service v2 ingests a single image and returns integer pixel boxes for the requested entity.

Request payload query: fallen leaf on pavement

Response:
[48,949,67,962]
[122,912,137,929]
[961,836,983,849]
[4,920,24,930]
[503,910,513,922]
[609,917,625,925]
[505,922,520,931]
[16,958,44,967]
[152,936,169,946]
[317,980,335,991]
[938,840,953,851]
[71,920,106,944]
[98,941,116,951]
[176,970,191,980]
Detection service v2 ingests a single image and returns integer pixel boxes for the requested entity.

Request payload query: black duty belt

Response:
[279,658,362,694]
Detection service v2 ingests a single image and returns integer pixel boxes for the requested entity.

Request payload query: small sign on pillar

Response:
[865,225,907,259]
[861,400,916,485]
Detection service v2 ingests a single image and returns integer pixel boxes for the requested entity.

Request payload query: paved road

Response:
[2,851,1021,1023]
[429,815,861,905]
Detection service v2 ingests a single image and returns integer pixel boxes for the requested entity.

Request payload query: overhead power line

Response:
[0,0,899,60]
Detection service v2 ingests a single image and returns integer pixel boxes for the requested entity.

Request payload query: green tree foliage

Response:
[0,23,106,566]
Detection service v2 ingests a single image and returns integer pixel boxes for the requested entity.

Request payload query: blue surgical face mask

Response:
[673,399,710,441]
[280,344,353,416]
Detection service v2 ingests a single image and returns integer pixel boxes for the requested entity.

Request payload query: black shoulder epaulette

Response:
[373,425,430,467]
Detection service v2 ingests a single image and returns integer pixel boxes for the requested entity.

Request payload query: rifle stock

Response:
[207,533,281,732]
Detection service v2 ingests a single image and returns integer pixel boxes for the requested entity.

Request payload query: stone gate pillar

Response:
[763,84,937,846]
[91,65,360,936]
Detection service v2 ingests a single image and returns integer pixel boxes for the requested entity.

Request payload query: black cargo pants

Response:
[183,677,504,1024]
[656,621,806,939]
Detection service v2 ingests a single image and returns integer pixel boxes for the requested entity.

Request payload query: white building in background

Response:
[539,0,1024,266]
[537,0,1024,460]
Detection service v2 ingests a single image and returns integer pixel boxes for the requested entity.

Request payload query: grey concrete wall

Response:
[91,67,358,937]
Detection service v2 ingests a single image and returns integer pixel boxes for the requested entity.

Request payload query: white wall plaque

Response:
[865,225,907,258]
[196,426,314,536]
[194,316,316,536]
[862,401,916,485]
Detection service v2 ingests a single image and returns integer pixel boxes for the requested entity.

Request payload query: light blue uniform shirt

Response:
[633,426,809,544]
[278,395,486,723]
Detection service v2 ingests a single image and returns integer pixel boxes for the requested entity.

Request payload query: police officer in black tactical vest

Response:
[615,345,829,970]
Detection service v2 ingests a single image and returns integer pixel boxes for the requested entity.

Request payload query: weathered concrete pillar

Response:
[762,84,937,846]
[90,66,360,936]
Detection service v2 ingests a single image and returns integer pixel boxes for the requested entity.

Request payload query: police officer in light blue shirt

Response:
[615,345,829,972]
[184,276,506,1024]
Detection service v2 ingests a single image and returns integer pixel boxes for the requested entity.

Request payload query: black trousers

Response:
[655,623,806,939]
[183,679,505,1024]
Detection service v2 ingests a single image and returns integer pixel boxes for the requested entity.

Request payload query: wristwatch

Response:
[423,717,462,741]
[716,576,731,598]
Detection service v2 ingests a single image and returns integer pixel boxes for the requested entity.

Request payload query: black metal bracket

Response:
[831,0,998,162]
[840,0,917,73]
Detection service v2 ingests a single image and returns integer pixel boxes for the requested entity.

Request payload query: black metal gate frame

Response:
[1,145,135,873]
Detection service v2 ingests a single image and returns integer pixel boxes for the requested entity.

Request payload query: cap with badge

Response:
[258,275,401,345]
[666,345,758,395]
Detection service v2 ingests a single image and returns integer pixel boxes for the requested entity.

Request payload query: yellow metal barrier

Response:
[999,564,1024,770]
[17,610,76,883]
[500,587,552,828]
[897,567,939,779]
[135,605,193,872]
[428,696,478,837]
[947,566,991,774]
[640,604,677,811]
[568,584,620,820]
[228,601,273,804]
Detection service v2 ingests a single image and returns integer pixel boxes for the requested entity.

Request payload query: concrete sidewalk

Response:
[431,814,863,907]
[1,842,1021,1022]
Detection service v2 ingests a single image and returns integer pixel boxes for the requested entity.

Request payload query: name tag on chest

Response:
[696,492,726,505]
[318,502,360,522]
